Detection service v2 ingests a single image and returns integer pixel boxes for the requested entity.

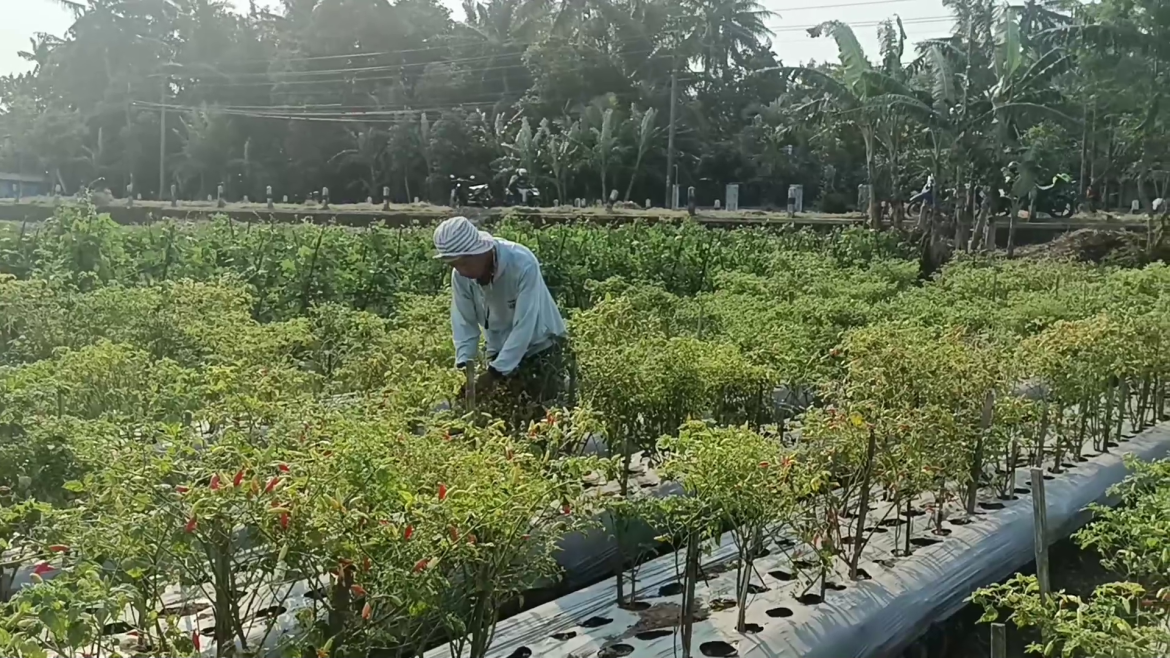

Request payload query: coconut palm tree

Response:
[678,0,774,77]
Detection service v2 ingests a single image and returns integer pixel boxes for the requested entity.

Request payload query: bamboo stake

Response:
[1030,467,1051,601]
[990,623,1007,658]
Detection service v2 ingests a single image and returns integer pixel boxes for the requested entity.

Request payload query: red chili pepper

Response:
[449,526,459,542]
[279,513,290,530]
[233,469,246,488]
[32,562,54,576]
[192,630,201,651]
[466,533,477,545]
[48,544,69,553]
[759,461,770,469]
[413,559,429,573]
[209,474,221,491]
[185,517,197,534]
[176,485,190,494]
[404,525,414,540]
[265,477,281,494]
[562,504,572,515]
[438,483,448,501]
[363,557,372,572]
[505,447,515,461]
[521,534,531,541]
[361,602,373,621]
[443,430,452,442]
[278,463,290,473]
[350,584,367,598]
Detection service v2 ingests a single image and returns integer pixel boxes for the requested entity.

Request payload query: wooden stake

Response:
[990,623,1007,658]
[1029,467,1050,600]
[851,429,877,579]
[967,390,995,514]
[464,364,477,410]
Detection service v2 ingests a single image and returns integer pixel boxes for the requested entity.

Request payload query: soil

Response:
[1015,227,1170,267]
[896,537,1117,658]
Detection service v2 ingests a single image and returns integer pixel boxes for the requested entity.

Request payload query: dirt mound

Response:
[1017,228,1154,266]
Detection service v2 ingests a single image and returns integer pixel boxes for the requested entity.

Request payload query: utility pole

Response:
[157,0,167,199]
[664,59,678,209]
[159,73,167,199]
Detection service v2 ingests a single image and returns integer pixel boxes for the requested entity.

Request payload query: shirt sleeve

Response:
[451,275,480,367]
[490,265,541,376]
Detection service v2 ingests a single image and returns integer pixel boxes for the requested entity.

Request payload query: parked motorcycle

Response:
[449,175,494,207]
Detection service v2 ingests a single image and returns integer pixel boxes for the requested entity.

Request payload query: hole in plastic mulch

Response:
[711,597,738,611]
[796,593,823,605]
[636,629,674,641]
[879,518,905,527]
[906,508,926,517]
[775,537,796,548]
[619,600,652,611]
[854,568,872,580]
[747,583,770,594]
[978,501,1006,511]
[743,622,764,633]
[767,606,794,618]
[825,582,848,591]
[1077,455,1091,463]
[792,559,819,570]
[599,644,635,658]
[659,582,684,597]
[932,527,953,536]
[1014,487,1032,495]
[252,606,287,620]
[1062,462,1077,469]
[910,537,942,547]
[769,569,794,581]
[949,517,973,526]
[200,627,216,637]
[997,494,1020,501]
[864,526,889,534]
[1106,441,1120,448]
[506,648,533,658]
[551,631,577,641]
[101,622,135,636]
[160,601,211,617]
[700,640,739,657]
[581,616,613,629]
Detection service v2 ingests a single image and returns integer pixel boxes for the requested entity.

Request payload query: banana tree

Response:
[538,118,581,205]
[784,22,888,229]
[624,105,659,201]
[329,126,387,200]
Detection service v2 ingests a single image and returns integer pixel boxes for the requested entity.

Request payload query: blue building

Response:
[0,173,49,198]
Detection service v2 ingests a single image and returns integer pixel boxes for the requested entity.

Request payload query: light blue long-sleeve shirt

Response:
[451,238,567,375]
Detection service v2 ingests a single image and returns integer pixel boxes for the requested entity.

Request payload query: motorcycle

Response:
[468,182,494,207]
[506,186,540,207]
[449,175,494,207]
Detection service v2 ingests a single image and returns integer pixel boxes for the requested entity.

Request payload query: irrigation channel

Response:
[423,418,1170,658]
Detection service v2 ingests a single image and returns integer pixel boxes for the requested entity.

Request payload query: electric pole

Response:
[664,59,678,209]
[159,73,166,199]
[158,0,167,199]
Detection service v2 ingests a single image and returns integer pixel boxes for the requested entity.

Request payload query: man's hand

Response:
[457,365,504,402]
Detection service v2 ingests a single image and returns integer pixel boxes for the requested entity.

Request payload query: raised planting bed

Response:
[425,420,1170,658]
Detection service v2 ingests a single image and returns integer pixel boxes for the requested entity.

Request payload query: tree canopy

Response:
[1,0,1168,218]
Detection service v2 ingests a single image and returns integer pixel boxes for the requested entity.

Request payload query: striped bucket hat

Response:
[433,216,495,259]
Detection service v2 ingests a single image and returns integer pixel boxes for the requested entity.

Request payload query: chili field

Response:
[2,205,1170,658]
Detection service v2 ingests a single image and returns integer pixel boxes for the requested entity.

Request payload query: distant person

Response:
[433,216,572,428]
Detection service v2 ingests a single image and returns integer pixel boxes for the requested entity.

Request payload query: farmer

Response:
[433,216,572,427]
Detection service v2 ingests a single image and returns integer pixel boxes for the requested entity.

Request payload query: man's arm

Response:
[489,265,542,376]
[451,276,480,367]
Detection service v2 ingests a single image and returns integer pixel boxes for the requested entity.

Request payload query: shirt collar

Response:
[489,239,507,283]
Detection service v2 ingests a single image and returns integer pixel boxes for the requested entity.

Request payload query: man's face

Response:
[447,252,492,281]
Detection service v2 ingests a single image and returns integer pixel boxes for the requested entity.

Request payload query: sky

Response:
[0,0,954,78]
